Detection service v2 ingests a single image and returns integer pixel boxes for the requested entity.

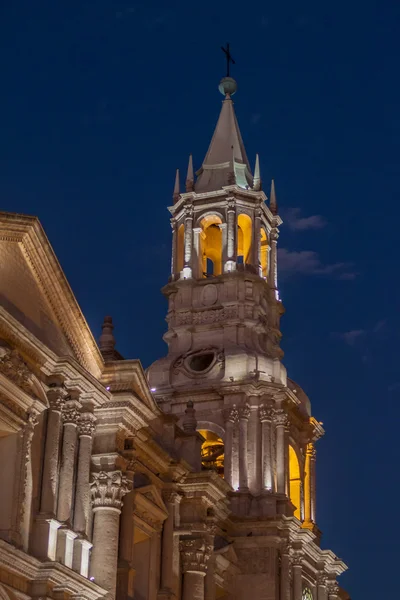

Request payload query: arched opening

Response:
[198,429,224,476]
[237,213,252,265]
[289,445,302,520]
[200,215,223,277]
[176,223,184,273]
[260,227,269,278]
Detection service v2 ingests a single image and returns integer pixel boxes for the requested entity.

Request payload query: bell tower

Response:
[148,74,347,597]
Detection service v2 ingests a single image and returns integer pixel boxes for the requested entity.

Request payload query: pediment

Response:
[136,484,168,515]
[0,213,103,377]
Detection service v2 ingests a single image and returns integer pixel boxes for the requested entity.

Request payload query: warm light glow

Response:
[198,429,224,475]
[237,213,252,264]
[260,227,269,278]
[289,445,302,520]
[200,215,223,277]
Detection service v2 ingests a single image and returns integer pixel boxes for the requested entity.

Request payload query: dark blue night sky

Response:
[1,2,400,597]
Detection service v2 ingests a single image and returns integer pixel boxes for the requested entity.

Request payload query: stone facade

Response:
[0,78,349,600]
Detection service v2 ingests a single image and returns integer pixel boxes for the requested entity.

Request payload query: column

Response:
[180,537,212,600]
[304,443,316,524]
[149,529,162,599]
[73,411,96,535]
[222,406,238,487]
[327,580,339,600]
[182,205,193,279]
[274,410,289,495]
[292,553,303,600]
[41,384,66,514]
[280,543,291,600]
[170,220,177,276]
[193,227,202,278]
[317,573,328,600]
[238,405,250,491]
[224,199,236,272]
[57,399,80,522]
[90,470,129,598]
[253,207,262,273]
[117,465,135,600]
[269,228,279,291]
[19,412,37,551]
[219,222,228,272]
[259,404,273,491]
[310,444,317,523]
[160,491,179,592]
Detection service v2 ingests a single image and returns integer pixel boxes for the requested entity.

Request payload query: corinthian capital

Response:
[179,537,213,573]
[222,406,238,423]
[327,580,339,596]
[78,412,96,436]
[306,442,317,459]
[290,550,304,567]
[259,404,273,422]
[273,408,289,427]
[238,404,250,420]
[47,385,67,412]
[90,470,130,510]
[62,399,81,424]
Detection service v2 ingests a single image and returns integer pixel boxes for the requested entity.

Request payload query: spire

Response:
[253,154,261,191]
[185,154,194,192]
[270,179,278,215]
[173,169,180,203]
[99,316,124,361]
[195,78,253,193]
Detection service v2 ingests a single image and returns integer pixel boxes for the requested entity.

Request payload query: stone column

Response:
[182,205,193,279]
[160,491,179,593]
[57,399,80,523]
[274,410,289,495]
[238,405,250,491]
[269,228,279,291]
[73,412,96,536]
[225,198,236,272]
[193,227,202,278]
[259,404,273,491]
[327,580,339,600]
[222,406,238,487]
[41,385,66,514]
[317,573,328,600]
[292,553,303,600]
[310,444,317,523]
[180,538,212,600]
[253,206,262,273]
[18,412,37,551]
[90,471,129,598]
[149,529,162,599]
[280,543,291,600]
[304,443,316,524]
[170,220,177,276]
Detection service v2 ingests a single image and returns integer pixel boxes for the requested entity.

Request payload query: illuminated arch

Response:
[177,223,184,273]
[289,445,302,520]
[260,227,269,278]
[200,215,223,276]
[198,429,224,476]
[237,213,252,264]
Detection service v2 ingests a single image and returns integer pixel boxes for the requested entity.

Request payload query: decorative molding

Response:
[259,404,273,422]
[90,471,130,510]
[47,385,67,412]
[238,404,250,420]
[0,347,37,398]
[180,537,213,573]
[62,399,81,424]
[77,411,96,436]
[273,408,289,428]
[222,406,239,423]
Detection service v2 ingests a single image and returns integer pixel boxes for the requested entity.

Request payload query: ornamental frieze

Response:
[0,346,37,398]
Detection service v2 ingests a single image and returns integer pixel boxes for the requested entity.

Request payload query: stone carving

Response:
[259,404,273,422]
[273,409,289,428]
[175,306,239,327]
[47,385,67,412]
[0,347,36,397]
[180,537,213,573]
[222,406,239,423]
[162,490,180,504]
[238,404,250,420]
[327,580,339,596]
[237,547,271,574]
[201,285,218,307]
[91,470,130,510]
[77,412,96,436]
[306,443,317,459]
[317,572,328,586]
[290,551,304,567]
[175,311,192,326]
[62,399,81,424]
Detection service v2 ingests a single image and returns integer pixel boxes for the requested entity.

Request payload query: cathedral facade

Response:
[0,77,349,600]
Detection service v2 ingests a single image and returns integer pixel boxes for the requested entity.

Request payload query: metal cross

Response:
[221,43,235,77]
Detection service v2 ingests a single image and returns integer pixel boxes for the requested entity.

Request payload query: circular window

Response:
[302,589,313,600]
[189,353,214,372]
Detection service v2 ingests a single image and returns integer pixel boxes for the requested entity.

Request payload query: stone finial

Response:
[173,168,180,203]
[99,315,116,356]
[253,153,261,191]
[182,400,197,433]
[270,179,278,215]
[185,154,194,192]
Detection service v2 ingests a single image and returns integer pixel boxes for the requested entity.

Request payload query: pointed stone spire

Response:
[195,78,252,193]
[185,154,194,192]
[99,316,116,357]
[182,400,197,433]
[173,169,180,203]
[253,154,261,191]
[270,179,278,215]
